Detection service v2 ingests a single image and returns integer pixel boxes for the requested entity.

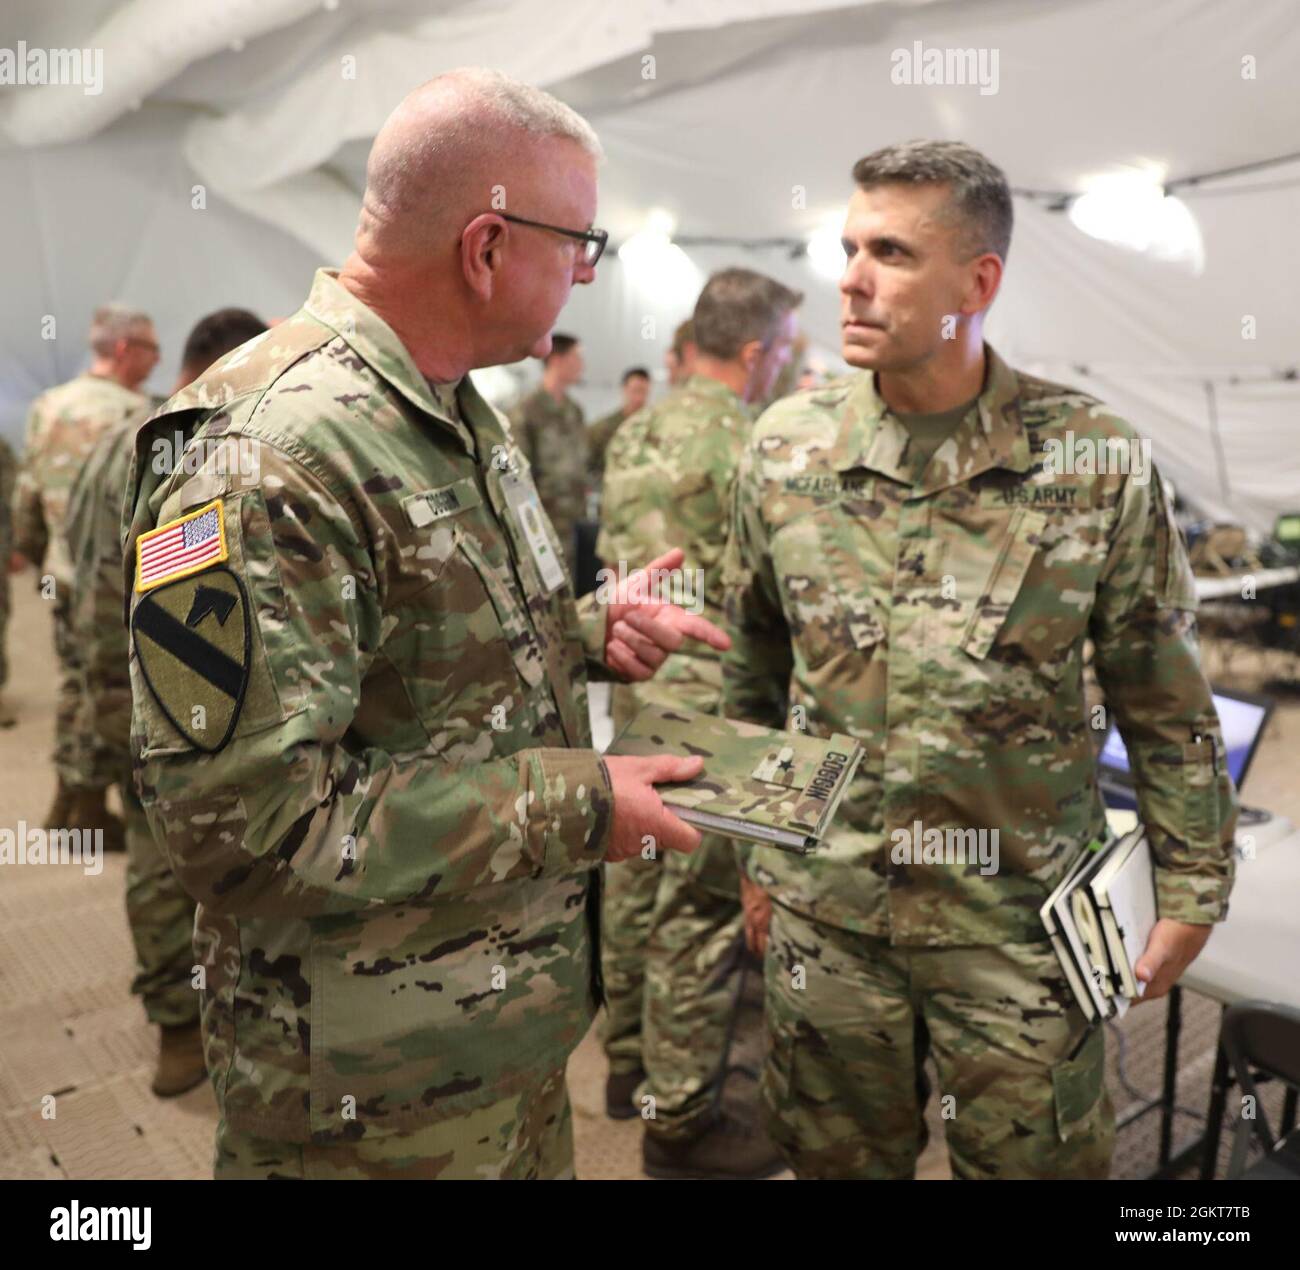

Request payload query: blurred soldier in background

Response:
[664,318,697,387]
[64,307,268,1097]
[508,332,587,574]
[13,304,159,843]
[587,366,651,481]
[0,435,16,726]
[599,267,801,1177]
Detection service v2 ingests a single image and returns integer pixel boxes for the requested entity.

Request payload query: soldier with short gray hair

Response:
[724,139,1236,1179]
[13,302,159,842]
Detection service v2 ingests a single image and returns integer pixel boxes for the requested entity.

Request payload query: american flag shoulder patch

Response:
[135,499,228,593]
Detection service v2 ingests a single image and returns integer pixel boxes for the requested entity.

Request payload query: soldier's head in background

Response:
[342,67,604,376]
[620,366,651,415]
[665,318,697,387]
[175,307,269,392]
[839,140,1011,376]
[690,268,803,405]
[89,303,159,392]
[542,332,584,391]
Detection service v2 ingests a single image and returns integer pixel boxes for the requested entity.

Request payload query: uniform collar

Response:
[303,268,476,453]
[680,373,750,414]
[833,344,1032,492]
[80,371,149,407]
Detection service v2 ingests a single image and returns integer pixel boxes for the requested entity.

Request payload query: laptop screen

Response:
[1099,690,1271,789]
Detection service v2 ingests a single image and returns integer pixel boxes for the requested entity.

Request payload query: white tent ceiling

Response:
[2,0,1297,530]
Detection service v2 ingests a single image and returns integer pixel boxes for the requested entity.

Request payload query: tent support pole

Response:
[1204,379,1232,509]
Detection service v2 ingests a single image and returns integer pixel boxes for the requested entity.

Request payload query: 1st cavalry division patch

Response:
[131,501,249,751]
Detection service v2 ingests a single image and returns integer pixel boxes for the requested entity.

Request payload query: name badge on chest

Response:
[500,470,567,595]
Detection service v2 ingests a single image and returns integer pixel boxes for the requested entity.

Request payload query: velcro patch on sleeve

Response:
[135,498,228,593]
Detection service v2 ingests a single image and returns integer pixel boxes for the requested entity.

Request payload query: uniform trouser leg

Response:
[599,853,662,1074]
[0,562,9,686]
[641,834,745,1140]
[762,903,1113,1179]
[124,779,200,1028]
[214,1064,575,1179]
[51,594,84,783]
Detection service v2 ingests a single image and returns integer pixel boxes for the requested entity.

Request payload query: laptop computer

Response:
[1098,686,1277,845]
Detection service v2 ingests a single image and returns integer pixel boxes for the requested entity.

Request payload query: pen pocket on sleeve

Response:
[1181,736,1221,846]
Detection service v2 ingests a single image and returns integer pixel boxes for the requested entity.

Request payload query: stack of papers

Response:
[1039,827,1157,1020]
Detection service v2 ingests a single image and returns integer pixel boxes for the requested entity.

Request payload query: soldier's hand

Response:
[604,754,703,863]
[8,552,26,574]
[740,873,772,957]
[603,548,730,681]
[1133,918,1213,1003]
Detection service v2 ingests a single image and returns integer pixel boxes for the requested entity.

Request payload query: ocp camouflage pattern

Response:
[507,385,587,574]
[608,705,861,848]
[122,269,614,1152]
[723,345,1237,945]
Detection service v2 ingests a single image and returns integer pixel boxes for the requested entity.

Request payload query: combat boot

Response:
[62,786,125,852]
[642,1111,785,1180]
[42,779,73,832]
[152,1022,206,1098]
[605,1066,646,1120]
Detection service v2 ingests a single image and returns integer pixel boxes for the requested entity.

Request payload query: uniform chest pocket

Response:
[770,510,886,671]
[380,519,545,755]
[959,508,1087,685]
[455,529,546,690]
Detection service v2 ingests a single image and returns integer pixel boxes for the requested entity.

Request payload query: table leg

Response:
[1282,1087,1298,1137]
[1158,984,1182,1167]
[1200,1005,1232,1181]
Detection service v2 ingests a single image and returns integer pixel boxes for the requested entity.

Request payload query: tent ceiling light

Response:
[1067,172,1205,272]
[806,220,846,280]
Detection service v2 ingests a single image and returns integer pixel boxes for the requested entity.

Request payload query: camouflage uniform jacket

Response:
[65,419,139,780]
[122,269,614,1144]
[599,374,751,713]
[723,345,1236,947]
[14,372,149,585]
[507,385,587,555]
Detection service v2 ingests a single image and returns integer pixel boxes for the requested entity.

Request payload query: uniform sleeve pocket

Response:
[1051,1024,1105,1143]
[1181,736,1222,846]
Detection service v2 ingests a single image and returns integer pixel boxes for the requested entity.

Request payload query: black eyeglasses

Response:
[498,213,608,266]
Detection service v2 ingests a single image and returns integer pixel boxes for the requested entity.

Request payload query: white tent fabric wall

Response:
[1,0,1296,532]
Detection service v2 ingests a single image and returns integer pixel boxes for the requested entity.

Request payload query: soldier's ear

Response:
[461,214,505,301]
[961,250,1004,317]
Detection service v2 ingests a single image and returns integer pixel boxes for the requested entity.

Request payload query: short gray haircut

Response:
[454,67,602,160]
[852,140,1013,260]
[89,303,152,355]
[692,268,803,361]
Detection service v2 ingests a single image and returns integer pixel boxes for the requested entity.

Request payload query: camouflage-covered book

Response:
[606,706,863,853]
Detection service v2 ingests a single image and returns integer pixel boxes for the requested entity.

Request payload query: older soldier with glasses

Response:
[122,67,728,1180]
